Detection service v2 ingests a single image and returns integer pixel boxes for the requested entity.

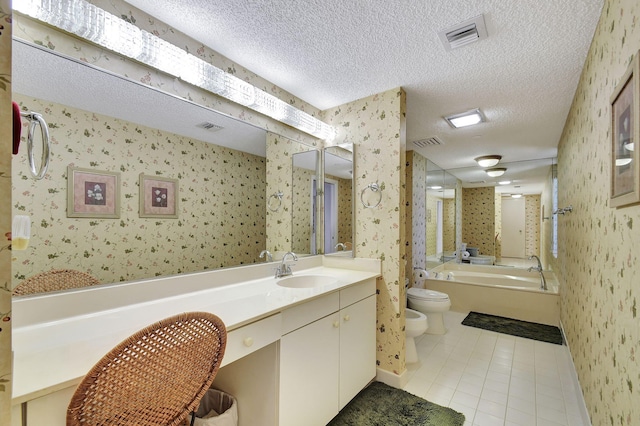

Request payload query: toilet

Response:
[405,308,427,364]
[407,287,451,335]
[404,278,428,364]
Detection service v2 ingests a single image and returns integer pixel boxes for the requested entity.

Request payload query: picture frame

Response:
[67,166,121,218]
[139,174,179,218]
[610,50,640,208]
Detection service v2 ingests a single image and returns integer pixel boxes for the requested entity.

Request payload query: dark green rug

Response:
[462,311,564,345]
[327,381,465,426]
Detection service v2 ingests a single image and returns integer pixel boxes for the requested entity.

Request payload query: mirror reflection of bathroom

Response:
[291,150,320,256]
[323,144,354,256]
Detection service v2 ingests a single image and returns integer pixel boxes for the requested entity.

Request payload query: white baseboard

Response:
[559,320,592,426]
[375,367,409,389]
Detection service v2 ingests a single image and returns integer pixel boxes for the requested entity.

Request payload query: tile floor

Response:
[402,311,588,426]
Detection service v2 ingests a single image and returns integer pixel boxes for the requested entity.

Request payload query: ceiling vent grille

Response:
[196,122,224,132]
[438,15,488,51]
[413,136,444,148]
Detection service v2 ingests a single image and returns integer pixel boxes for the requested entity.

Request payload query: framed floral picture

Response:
[139,174,179,218]
[67,166,120,218]
[610,50,640,208]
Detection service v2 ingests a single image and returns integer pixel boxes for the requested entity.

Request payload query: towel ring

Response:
[21,111,51,180]
[360,182,382,209]
[268,191,284,212]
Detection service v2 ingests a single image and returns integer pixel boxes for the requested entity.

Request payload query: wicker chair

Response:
[12,269,100,296]
[67,312,227,426]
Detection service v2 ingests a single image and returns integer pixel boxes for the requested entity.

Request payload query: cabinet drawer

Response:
[340,279,376,308]
[281,292,339,335]
[222,314,281,367]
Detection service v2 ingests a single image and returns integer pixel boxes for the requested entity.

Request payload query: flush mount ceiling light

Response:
[485,168,507,177]
[616,157,633,167]
[444,108,485,128]
[475,155,502,167]
[430,185,443,190]
[511,194,523,199]
[498,180,511,185]
[13,0,336,141]
[624,142,635,151]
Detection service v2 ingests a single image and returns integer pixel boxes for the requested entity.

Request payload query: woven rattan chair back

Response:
[12,269,100,296]
[67,312,227,426]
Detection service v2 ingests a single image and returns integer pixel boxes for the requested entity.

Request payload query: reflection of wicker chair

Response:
[67,312,227,426]
[12,269,100,296]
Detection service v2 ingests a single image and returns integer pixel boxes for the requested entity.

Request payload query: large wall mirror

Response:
[323,145,354,256]
[425,160,457,268]
[11,40,319,295]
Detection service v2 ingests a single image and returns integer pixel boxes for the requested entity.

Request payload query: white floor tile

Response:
[401,311,587,426]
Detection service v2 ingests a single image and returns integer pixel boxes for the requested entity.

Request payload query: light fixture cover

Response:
[475,155,501,167]
[498,180,511,185]
[444,108,484,128]
[511,194,523,199]
[485,167,507,177]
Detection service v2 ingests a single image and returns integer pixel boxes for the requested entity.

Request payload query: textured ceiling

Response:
[124,0,603,194]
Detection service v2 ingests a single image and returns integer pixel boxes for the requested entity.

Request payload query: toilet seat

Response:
[407,287,450,302]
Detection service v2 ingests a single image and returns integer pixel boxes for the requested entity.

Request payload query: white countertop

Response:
[12,255,380,403]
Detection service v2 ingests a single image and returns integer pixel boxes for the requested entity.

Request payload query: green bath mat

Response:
[327,381,465,426]
[462,311,564,345]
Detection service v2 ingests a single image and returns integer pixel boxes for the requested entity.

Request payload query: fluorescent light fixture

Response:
[498,180,511,185]
[511,194,523,199]
[13,0,336,141]
[485,167,506,177]
[616,157,633,167]
[444,108,484,128]
[475,155,501,167]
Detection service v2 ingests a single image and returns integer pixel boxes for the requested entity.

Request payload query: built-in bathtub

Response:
[423,263,560,326]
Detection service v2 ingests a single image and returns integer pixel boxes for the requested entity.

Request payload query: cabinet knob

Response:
[333,321,340,328]
[343,315,351,322]
[243,337,254,347]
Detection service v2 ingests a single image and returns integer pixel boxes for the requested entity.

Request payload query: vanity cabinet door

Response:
[339,294,376,409]
[279,312,340,426]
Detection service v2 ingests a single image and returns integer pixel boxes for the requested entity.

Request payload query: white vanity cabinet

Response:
[278,279,376,426]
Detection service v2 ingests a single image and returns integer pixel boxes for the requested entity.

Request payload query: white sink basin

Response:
[277,274,337,288]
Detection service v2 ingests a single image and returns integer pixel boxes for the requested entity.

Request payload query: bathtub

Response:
[423,264,560,326]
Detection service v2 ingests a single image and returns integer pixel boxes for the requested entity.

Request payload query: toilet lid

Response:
[407,287,449,301]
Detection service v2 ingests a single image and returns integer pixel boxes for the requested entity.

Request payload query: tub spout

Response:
[528,255,547,291]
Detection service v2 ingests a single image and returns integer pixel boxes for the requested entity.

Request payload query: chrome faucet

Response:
[528,255,547,291]
[334,243,346,251]
[275,251,298,278]
[259,250,273,262]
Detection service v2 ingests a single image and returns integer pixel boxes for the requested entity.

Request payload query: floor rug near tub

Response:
[462,311,564,345]
[327,381,465,426]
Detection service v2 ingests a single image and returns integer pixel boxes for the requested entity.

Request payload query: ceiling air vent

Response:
[196,121,224,132]
[438,14,488,51]
[413,136,444,148]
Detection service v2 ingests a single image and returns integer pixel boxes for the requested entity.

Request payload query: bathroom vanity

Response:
[11,255,380,426]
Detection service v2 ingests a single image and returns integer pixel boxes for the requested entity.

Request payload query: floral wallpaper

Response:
[11,95,267,287]
[292,165,315,254]
[494,192,502,260]
[405,151,425,271]
[336,176,352,247]
[443,198,455,252]
[0,0,12,421]
[555,0,640,424]
[321,88,406,376]
[524,194,541,257]
[462,187,495,257]
[265,132,315,254]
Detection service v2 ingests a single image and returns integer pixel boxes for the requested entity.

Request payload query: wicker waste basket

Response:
[190,389,238,426]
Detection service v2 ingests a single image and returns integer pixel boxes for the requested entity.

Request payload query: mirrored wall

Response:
[323,145,354,256]
[11,40,320,294]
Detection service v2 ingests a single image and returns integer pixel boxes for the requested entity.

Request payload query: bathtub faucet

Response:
[528,255,547,291]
